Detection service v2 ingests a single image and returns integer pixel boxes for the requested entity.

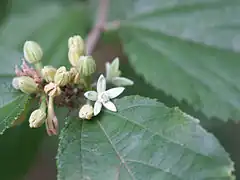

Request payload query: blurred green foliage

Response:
[0,0,239,179]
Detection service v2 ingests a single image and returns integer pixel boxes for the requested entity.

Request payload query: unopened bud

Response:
[79,104,94,120]
[77,56,96,76]
[23,41,43,64]
[44,82,61,97]
[41,66,56,82]
[54,66,70,86]
[68,35,85,67]
[70,67,81,84]
[68,49,81,67]
[12,77,20,90]
[68,35,85,54]
[29,109,46,128]
[14,76,38,94]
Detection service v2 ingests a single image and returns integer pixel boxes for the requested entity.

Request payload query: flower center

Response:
[99,92,109,103]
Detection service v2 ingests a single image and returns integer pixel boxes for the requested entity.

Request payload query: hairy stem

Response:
[34,62,43,75]
[46,96,58,136]
[40,94,47,111]
[85,0,109,55]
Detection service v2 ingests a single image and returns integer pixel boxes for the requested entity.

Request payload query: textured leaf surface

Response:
[0,47,29,133]
[57,96,234,180]
[103,0,240,121]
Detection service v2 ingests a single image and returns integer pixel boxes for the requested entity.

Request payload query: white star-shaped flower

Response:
[84,74,125,116]
[105,57,134,86]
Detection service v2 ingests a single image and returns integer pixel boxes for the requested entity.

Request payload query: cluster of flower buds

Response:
[12,35,133,135]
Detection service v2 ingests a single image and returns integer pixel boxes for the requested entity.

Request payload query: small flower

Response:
[105,57,134,86]
[44,82,61,97]
[12,76,39,94]
[84,75,124,116]
[41,66,56,82]
[54,66,70,86]
[29,109,46,128]
[23,41,43,64]
[79,104,94,120]
[77,56,96,76]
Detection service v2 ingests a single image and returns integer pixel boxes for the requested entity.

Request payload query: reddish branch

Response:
[85,0,109,55]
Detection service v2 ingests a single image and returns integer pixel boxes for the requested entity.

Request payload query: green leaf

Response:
[0,47,30,133]
[0,0,9,24]
[57,96,234,180]
[121,62,221,129]
[103,0,240,121]
[0,110,45,180]
[0,92,29,134]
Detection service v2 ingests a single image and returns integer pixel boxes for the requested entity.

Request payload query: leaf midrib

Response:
[104,108,215,160]
[97,120,136,180]
[0,94,28,133]
[97,119,184,180]
[97,108,230,179]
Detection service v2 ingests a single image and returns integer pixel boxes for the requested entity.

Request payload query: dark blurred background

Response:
[0,0,239,180]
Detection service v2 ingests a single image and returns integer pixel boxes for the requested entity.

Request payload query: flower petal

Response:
[112,77,134,86]
[97,74,106,93]
[84,91,98,101]
[103,101,117,112]
[106,87,125,99]
[111,57,120,72]
[94,101,102,116]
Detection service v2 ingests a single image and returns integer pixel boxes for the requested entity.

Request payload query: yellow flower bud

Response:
[68,35,85,54]
[41,66,56,82]
[70,67,81,84]
[79,104,94,120]
[54,66,70,86]
[77,56,96,76]
[44,82,61,97]
[12,77,20,90]
[68,35,85,67]
[23,41,43,64]
[68,49,81,67]
[14,76,38,94]
[29,109,46,128]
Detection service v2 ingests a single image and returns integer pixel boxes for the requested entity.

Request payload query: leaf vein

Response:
[97,120,136,180]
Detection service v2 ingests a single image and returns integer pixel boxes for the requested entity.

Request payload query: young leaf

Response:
[57,96,234,180]
[0,48,30,133]
[0,92,30,134]
[100,0,240,121]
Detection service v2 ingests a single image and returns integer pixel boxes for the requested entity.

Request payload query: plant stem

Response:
[83,75,92,91]
[40,94,47,111]
[34,62,43,75]
[46,96,58,136]
[85,0,109,55]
